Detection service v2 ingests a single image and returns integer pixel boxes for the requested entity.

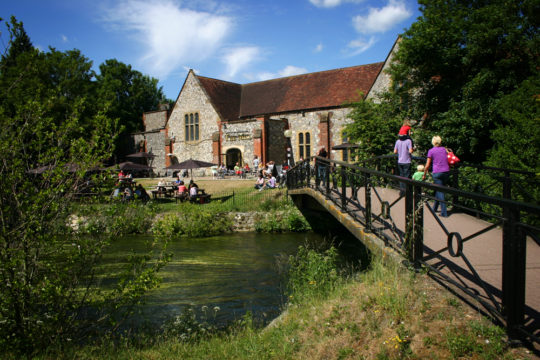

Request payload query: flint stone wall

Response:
[168,72,219,166]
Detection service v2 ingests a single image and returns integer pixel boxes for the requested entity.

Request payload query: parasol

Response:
[164,158,216,179]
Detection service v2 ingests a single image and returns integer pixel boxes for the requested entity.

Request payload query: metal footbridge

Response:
[286,155,540,347]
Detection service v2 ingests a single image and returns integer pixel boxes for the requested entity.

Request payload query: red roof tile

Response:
[196,62,384,121]
[197,76,242,121]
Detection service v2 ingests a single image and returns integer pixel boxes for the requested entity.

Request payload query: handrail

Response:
[287,156,540,345]
[356,153,538,178]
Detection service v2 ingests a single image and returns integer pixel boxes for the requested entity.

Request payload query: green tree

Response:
[344,95,401,160]
[0,16,32,69]
[486,75,540,172]
[389,0,539,161]
[95,59,166,159]
[0,17,169,356]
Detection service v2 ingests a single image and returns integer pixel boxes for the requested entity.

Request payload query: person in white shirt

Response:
[265,175,276,189]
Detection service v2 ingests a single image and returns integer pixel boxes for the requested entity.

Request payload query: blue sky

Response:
[1,0,421,100]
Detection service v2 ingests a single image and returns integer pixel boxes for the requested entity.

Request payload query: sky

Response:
[1,0,421,100]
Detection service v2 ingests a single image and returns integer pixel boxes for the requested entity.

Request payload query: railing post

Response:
[452,165,460,206]
[341,165,347,209]
[413,184,424,267]
[502,203,526,340]
[405,182,414,261]
[325,161,330,197]
[307,161,311,187]
[503,170,512,200]
[315,158,320,191]
[365,172,372,232]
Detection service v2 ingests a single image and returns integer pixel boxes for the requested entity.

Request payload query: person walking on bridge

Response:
[394,135,413,194]
[423,135,450,217]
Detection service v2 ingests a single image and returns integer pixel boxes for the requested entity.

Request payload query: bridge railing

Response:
[358,154,539,206]
[286,156,540,345]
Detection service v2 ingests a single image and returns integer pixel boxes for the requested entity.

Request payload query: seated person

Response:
[118,170,125,179]
[123,187,134,200]
[134,184,150,202]
[254,174,265,190]
[234,162,242,176]
[265,175,276,189]
[189,183,199,200]
[243,163,251,173]
[262,165,271,178]
[178,180,188,193]
[157,179,166,192]
[177,181,188,200]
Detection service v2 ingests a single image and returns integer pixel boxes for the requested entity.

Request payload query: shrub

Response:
[287,245,341,300]
[152,206,232,239]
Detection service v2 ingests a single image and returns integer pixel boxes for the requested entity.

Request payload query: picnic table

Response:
[188,189,211,204]
[151,182,177,199]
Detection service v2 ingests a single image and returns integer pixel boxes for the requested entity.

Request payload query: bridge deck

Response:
[290,184,540,340]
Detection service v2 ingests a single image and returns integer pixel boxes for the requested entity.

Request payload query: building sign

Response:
[224,131,252,142]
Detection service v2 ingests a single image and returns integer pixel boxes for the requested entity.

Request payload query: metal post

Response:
[341,166,347,210]
[365,173,372,232]
[315,159,320,191]
[503,170,512,200]
[405,182,414,261]
[325,161,330,197]
[452,165,459,206]
[413,184,424,267]
[502,203,526,339]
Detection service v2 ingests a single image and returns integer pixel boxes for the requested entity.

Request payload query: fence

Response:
[287,156,540,345]
[206,187,288,208]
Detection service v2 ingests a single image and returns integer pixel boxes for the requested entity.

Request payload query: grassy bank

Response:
[63,252,532,360]
[29,179,534,359]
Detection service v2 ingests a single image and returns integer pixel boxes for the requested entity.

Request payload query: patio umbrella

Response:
[115,161,153,171]
[164,158,216,179]
[126,152,155,158]
[27,162,85,174]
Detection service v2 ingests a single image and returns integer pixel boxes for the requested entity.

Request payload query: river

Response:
[100,232,323,330]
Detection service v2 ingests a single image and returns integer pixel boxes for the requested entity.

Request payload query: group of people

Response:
[112,169,150,202]
[253,158,286,191]
[394,120,452,217]
[174,177,201,202]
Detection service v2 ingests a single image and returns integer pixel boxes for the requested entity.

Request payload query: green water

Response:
[101,232,321,328]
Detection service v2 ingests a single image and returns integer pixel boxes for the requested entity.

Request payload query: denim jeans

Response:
[432,171,449,216]
[397,163,411,192]
[317,164,327,186]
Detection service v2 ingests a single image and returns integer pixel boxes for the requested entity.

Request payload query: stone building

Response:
[139,39,398,174]
[132,104,169,174]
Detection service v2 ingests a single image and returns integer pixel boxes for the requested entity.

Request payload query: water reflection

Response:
[103,232,322,328]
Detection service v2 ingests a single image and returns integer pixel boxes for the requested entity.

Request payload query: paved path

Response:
[295,184,540,341]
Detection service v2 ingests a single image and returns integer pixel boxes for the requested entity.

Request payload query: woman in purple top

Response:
[423,135,450,217]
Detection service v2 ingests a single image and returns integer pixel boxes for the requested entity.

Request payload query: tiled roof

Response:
[196,62,384,121]
[197,76,242,121]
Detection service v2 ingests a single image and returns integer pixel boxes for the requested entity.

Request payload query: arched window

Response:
[184,112,200,141]
[298,131,311,160]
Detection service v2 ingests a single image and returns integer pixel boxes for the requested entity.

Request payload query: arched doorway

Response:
[226,148,242,169]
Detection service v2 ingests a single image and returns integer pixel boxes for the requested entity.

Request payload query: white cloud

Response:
[279,65,308,77]
[256,65,308,81]
[309,0,363,8]
[101,0,233,78]
[222,46,261,78]
[345,36,376,56]
[61,35,68,43]
[352,0,411,34]
[314,43,323,53]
